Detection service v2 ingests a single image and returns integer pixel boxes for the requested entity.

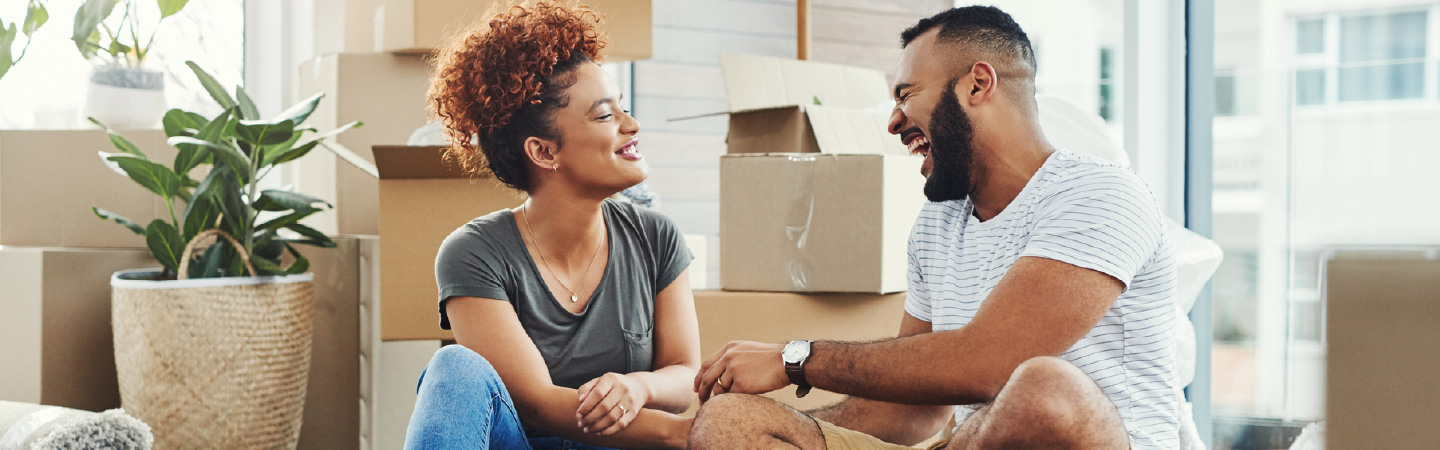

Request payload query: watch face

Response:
[783,341,809,364]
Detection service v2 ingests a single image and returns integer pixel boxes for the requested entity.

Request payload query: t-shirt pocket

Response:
[621,326,654,373]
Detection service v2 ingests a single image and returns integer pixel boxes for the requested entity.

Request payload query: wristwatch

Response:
[782,340,813,398]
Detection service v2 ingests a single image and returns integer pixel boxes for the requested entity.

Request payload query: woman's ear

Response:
[523,136,560,172]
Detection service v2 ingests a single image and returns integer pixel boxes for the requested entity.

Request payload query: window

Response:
[1291,9,1432,106]
[1212,2,1440,447]
[1215,72,1237,116]
[0,0,243,128]
[1099,47,1115,121]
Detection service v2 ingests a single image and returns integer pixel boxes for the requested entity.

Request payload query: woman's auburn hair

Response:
[428,0,607,188]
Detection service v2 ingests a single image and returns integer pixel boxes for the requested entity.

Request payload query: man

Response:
[688,6,1179,450]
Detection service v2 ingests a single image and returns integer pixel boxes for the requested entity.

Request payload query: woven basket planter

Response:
[111,269,315,449]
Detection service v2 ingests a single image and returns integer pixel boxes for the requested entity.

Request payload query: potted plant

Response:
[73,0,190,128]
[94,61,360,449]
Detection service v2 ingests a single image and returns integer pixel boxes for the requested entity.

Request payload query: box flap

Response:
[720,53,892,113]
[372,145,468,179]
[804,105,907,155]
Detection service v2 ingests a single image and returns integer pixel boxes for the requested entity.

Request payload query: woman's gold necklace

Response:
[521,204,604,303]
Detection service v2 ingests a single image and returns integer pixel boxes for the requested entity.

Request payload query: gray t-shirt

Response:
[434,199,693,389]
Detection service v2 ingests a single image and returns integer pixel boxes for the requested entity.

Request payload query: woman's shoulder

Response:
[438,208,520,258]
[603,198,677,233]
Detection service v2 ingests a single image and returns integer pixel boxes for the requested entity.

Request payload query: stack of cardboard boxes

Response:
[699,54,928,410]
[297,1,653,449]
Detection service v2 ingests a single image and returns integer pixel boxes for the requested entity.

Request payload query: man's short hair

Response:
[901,6,1037,77]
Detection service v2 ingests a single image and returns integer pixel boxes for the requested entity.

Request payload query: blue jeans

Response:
[404,345,617,450]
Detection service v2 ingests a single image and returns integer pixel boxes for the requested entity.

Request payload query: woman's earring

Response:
[551,165,558,173]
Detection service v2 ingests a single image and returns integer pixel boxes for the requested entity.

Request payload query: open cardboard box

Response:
[712,54,925,293]
[319,144,525,341]
[348,0,651,60]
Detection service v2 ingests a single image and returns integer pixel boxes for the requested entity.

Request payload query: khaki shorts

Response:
[814,418,950,450]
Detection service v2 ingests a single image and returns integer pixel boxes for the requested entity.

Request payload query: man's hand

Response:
[576,373,648,435]
[693,341,789,403]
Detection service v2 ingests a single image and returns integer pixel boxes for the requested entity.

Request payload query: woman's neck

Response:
[517,193,608,264]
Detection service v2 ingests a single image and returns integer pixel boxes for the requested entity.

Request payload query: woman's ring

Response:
[619,405,628,414]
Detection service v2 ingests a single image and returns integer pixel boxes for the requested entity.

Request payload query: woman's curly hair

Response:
[429,0,607,191]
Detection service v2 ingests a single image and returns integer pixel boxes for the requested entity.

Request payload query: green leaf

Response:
[72,0,117,56]
[145,219,184,271]
[162,108,207,137]
[108,155,182,198]
[172,109,231,174]
[304,120,363,144]
[284,243,309,274]
[23,1,48,37]
[157,0,189,19]
[255,208,318,232]
[107,40,129,56]
[235,86,260,120]
[235,120,295,146]
[255,232,285,260]
[181,194,219,243]
[189,241,224,279]
[259,131,306,167]
[170,136,250,184]
[0,23,16,81]
[97,151,128,176]
[92,206,147,235]
[88,117,147,157]
[266,140,318,167]
[253,189,330,212]
[270,92,323,125]
[251,256,287,276]
[185,61,235,111]
[284,222,335,248]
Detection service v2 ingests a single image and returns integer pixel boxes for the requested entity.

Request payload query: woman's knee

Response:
[418,345,502,392]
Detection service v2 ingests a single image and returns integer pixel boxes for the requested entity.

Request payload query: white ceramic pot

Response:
[83,67,167,129]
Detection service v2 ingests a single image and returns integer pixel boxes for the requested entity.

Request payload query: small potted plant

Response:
[94,61,360,449]
[73,0,191,128]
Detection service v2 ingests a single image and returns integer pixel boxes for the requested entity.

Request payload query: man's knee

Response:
[1005,358,1107,428]
[693,394,774,430]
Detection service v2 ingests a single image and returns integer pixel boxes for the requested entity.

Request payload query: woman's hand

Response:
[576,372,650,435]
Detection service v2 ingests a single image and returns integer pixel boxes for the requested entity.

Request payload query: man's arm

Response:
[806,313,953,446]
[695,256,1123,406]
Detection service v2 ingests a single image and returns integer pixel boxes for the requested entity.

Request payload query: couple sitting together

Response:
[404,2,1181,449]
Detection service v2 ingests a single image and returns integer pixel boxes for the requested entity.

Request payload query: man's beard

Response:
[923,78,980,203]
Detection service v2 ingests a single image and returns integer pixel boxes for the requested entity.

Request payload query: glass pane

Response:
[1340,11,1427,63]
[1295,18,1325,54]
[1216,74,1237,116]
[1338,62,1425,101]
[1294,69,1326,106]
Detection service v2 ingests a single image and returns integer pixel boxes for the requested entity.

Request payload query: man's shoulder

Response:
[1034,150,1156,211]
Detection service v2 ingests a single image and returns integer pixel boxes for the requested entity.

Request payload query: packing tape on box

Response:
[782,154,818,290]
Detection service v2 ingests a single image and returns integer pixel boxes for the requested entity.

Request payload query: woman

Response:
[403,2,698,449]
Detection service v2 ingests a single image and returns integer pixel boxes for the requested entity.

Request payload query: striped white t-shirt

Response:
[906,150,1179,449]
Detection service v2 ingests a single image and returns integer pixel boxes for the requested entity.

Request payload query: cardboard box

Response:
[369,145,526,341]
[718,53,903,156]
[0,247,155,412]
[713,54,924,294]
[0,130,176,248]
[293,53,434,236]
[295,236,366,450]
[692,290,907,411]
[348,0,651,60]
[1326,254,1440,449]
[720,154,924,293]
